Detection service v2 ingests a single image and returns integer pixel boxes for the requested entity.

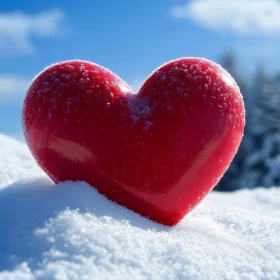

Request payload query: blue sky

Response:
[1,0,280,138]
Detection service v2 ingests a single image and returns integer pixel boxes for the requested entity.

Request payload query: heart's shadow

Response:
[0,177,170,270]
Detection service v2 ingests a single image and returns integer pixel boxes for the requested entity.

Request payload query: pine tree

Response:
[253,72,280,187]
[216,54,280,191]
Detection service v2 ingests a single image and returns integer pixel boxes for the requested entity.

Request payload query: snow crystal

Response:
[0,134,43,188]
[219,69,237,89]
[127,95,152,123]
[0,134,279,279]
[143,120,153,131]
[117,82,132,94]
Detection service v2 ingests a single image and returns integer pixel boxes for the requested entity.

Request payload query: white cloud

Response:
[170,0,280,34]
[0,9,64,54]
[0,75,29,101]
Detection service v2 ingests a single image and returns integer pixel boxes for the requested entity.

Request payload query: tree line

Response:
[216,52,280,191]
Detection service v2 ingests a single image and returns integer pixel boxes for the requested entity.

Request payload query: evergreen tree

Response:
[216,53,280,191]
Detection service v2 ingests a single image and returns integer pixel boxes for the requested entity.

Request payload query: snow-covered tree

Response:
[215,53,280,191]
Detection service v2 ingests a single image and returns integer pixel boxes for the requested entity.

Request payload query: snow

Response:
[0,133,279,280]
[126,95,152,123]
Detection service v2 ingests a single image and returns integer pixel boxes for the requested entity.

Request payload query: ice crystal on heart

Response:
[219,70,236,89]
[127,95,151,123]
[143,120,153,131]
[117,82,132,94]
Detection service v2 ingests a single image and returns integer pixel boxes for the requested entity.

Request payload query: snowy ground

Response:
[0,133,279,280]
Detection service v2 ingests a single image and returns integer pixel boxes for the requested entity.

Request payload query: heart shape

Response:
[23,58,245,226]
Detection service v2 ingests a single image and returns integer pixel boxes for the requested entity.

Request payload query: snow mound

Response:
[0,133,279,280]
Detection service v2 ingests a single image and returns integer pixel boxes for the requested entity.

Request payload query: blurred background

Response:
[1,0,280,191]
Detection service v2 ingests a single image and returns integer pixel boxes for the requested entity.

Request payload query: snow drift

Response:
[0,133,279,280]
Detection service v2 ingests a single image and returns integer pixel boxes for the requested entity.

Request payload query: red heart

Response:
[23,58,245,226]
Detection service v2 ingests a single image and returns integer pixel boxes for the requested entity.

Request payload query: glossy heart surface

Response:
[23,58,245,225]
